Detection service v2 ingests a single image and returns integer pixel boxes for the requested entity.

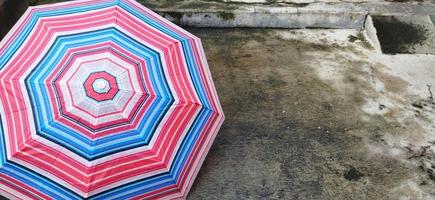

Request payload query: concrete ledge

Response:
[141,1,435,29]
[364,15,382,53]
[159,10,366,29]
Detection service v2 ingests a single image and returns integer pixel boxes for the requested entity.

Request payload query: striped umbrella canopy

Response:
[0,0,224,199]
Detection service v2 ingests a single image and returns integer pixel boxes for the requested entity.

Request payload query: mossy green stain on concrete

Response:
[348,32,373,50]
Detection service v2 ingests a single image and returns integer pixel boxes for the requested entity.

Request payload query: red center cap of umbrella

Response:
[84,71,119,101]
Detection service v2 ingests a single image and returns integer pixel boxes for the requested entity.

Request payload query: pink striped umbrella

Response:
[0,0,224,199]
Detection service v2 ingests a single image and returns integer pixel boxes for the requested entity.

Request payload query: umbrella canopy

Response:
[0,0,224,199]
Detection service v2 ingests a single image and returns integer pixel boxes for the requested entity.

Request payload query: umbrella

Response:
[0,0,224,199]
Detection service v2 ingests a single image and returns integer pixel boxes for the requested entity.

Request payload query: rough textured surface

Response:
[187,28,435,199]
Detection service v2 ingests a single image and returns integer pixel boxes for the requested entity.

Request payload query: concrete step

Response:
[139,0,435,29]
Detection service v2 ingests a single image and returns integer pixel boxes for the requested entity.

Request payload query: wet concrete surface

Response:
[187,28,435,199]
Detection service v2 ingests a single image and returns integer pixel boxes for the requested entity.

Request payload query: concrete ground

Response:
[187,28,435,199]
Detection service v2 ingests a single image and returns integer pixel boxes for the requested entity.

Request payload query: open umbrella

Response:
[0,0,224,199]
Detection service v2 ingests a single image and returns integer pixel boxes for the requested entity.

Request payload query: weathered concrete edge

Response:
[159,11,366,29]
[364,15,382,53]
[150,2,435,29]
